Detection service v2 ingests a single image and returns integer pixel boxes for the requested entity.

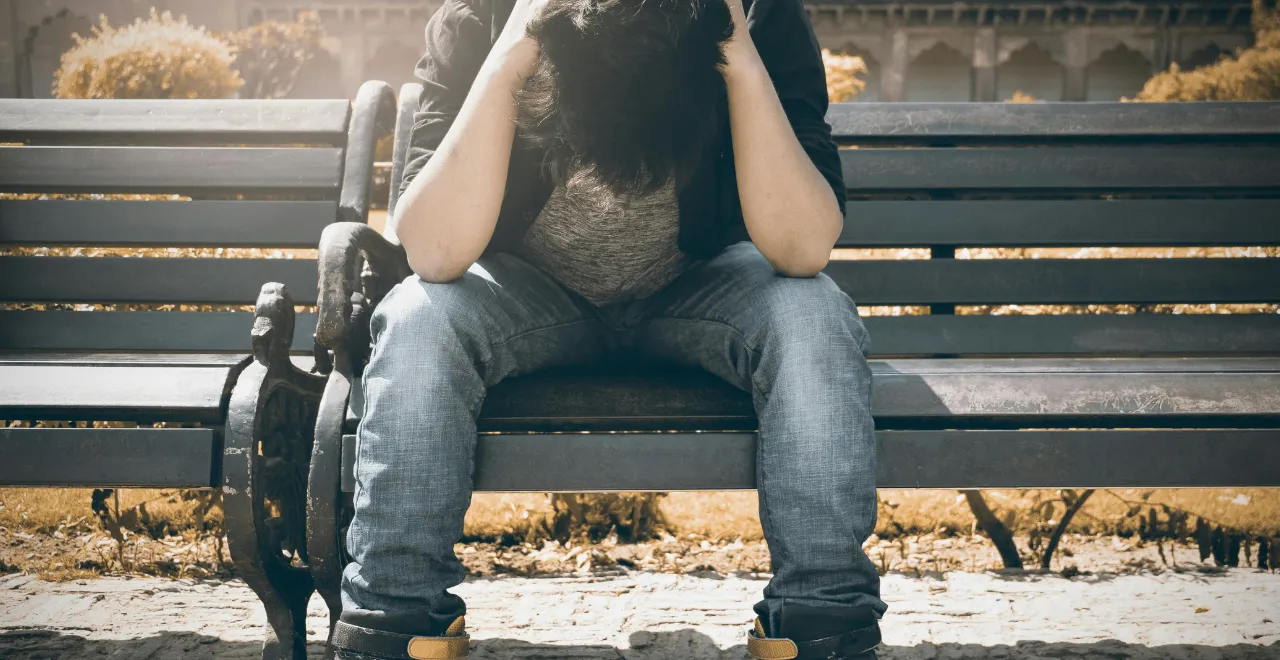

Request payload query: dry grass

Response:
[5,487,1276,580]
[0,488,226,580]
[455,489,1280,543]
[0,488,220,538]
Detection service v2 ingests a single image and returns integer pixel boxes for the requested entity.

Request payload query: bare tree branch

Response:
[1041,489,1095,569]
[963,490,1023,569]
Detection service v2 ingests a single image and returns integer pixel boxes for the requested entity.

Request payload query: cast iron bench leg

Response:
[309,361,355,659]
[225,283,327,660]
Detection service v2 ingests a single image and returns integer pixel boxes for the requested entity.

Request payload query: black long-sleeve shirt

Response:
[400,0,845,259]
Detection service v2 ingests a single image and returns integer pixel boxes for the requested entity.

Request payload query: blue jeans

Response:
[341,241,885,634]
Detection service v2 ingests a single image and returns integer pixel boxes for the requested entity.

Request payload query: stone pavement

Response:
[1,569,1278,659]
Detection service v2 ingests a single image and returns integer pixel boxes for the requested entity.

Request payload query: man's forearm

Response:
[391,53,529,282]
[723,43,843,278]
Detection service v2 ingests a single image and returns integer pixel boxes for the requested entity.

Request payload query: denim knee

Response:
[372,276,488,347]
[747,275,870,360]
[361,275,498,405]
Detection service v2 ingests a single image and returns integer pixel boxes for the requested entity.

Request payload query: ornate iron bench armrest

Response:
[316,222,412,359]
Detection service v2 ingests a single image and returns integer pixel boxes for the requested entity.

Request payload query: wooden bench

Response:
[0,82,395,660]
[294,91,1280,657]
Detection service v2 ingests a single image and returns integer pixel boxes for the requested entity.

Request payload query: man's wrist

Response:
[722,40,767,88]
[487,36,539,80]
[721,39,765,84]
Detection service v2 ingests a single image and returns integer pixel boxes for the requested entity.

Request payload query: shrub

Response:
[1135,0,1279,101]
[53,10,242,99]
[823,48,867,102]
[226,11,326,99]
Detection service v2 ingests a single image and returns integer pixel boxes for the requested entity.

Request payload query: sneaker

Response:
[332,613,469,659]
[746,604,880,660]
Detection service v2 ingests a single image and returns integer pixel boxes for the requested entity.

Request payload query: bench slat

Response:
[0,353,250,366]
[5,309,1269,355]
[0,428,217,488]
[0,200,338,247]
[866,314,1280,357]
[0,360,244,423]
[422,358,1280,433]
[0,99,351,142]
[0,147,344,193]
[339,429,1280,491]
[838,199,1280,248]
[0,311,318,353]
[827,102,1280,141]
[840,145,1280,190]
[825,258,1280,305]
[8,257,1271,307]
[0,257,319,305]
[10,312,1275,357]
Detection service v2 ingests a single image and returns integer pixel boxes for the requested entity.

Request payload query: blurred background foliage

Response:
[52,10,242,99]
[1136,0,1279,101]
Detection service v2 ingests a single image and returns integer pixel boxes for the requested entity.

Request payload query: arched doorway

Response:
[364,40,421,92]
[1086,44,1153,101]
[905,42,972,102]
[1177,43,1226,71]
[23,10,92,98]
[997,42,1064,101]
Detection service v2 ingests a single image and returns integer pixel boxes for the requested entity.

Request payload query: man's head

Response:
[516,0,735,195]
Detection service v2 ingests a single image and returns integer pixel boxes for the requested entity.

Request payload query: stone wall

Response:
[808,2,1255,101]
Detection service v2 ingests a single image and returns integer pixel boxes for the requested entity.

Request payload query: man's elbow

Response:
[401,234,470,283]
[764,234,833,277]
[406,250,468,284]
[772,248,830,278]
[770,211,841,277]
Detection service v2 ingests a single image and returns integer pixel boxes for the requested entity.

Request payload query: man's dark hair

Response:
[516,0,734,195]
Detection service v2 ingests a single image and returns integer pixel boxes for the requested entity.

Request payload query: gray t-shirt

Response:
[514,169,693,306]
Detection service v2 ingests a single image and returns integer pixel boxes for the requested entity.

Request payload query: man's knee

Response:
[750,276,870,358]
[357,275,493,417]
[371,275,489,348]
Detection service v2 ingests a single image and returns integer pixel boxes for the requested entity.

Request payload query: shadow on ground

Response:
[3,629,1278,660]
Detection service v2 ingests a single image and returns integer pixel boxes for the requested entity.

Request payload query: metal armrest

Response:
[316,222,411,351]
[338,81,397,225]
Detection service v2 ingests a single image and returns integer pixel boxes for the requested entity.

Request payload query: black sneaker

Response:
[332,613,469,659]
[746,604,880,660]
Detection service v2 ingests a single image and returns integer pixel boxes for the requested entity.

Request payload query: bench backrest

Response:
[0,83,394,354]
[384,90,1280,359]
[829,102,1280,357]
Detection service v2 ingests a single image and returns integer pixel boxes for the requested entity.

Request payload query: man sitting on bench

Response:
[332,0,884,658]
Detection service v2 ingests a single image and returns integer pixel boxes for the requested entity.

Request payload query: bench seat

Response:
[0,353,255,488]
[0,352,247,423]
[338,358,1280,492]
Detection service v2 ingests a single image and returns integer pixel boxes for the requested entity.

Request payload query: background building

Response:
[0,0,1256,100]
